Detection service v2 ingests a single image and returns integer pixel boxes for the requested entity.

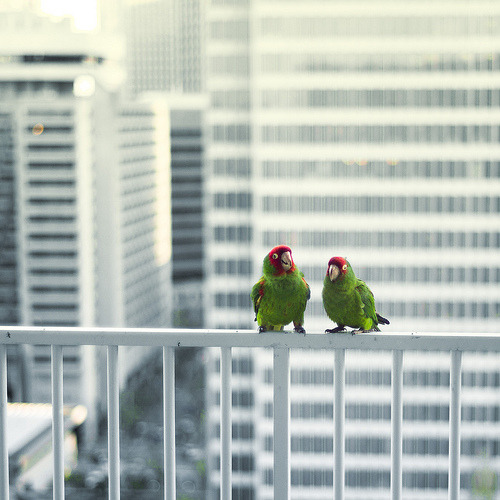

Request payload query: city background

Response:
[1,0,500,498]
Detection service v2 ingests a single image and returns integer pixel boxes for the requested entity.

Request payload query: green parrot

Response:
[322,256,389,333]
[251,245,310,333]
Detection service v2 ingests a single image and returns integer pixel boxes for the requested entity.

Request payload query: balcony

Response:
[0,326,499,499]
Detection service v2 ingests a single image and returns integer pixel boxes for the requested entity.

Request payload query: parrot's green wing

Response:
[251,276,266,318]
[300,271,311,301]
[355,279,378,325]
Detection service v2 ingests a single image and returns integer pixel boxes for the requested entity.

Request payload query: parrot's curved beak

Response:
[280,251,292,271]
[328,264,340,281]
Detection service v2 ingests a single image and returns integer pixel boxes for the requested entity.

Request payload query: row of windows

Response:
[211,90,250,110]
[212,422,254,440]
[261,124,500,144]
[214,192,252,210]
[260,52,500,73]
[28,162,73,170]
[264,401,500,422]
[378,300,500,319]
[212,158,251,178]
[213,356,254,374]
[263,230,500,249]
[212,454,254,472]
[260,16,500,38]
[214,259,252,276]
[302,265,500,284]
[263,468,477,489]
[28,197,75,206]
[308,299,500,319]
[287,368,478,388]
[261,160,500,179]
[261,88,500,108]
[213,390,254,408]
[214,225,252,243]
[28,233,76,241]
[266,435,500,456]
[216,357,500,389]
[214,292,251,309]
[262,195,500,214]
[212,124,251,143]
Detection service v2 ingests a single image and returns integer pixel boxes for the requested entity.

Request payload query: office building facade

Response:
[204,1,500,498]
[0,8,172,430]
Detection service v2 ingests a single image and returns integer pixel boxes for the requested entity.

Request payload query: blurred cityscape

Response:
[1,0,500,498]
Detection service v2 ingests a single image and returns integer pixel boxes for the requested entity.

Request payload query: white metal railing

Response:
[0,327,499,500]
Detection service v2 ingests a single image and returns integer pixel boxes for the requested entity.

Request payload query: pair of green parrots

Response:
[251,245,390,334]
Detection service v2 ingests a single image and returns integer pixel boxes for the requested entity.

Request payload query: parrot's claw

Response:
[258,326,267,334]
[325,326,346,334]
[351,327,379,334]
[293,325,306,335]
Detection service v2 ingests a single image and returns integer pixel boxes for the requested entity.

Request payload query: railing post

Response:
[163,346,176,500]
[51,345,65,500]
[107,345,120,500]
[220,347,232,500]
[0,345,8,500]
[449,350,462,500]
[334,348,345,500]
[391,350,403,500]
[274,346,290,500]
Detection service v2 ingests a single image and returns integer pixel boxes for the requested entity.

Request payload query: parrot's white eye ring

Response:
[272,253,278,260]
[342,264,348,271]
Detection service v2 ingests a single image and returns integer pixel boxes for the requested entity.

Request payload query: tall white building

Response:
[125,0,204,95]
[204,1,500,498]
[0,8,172,432]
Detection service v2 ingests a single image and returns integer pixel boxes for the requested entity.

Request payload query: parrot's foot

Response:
[293,325,306,335]
[351,327,380,334]
[325,325,346,334]
[258,326,267,334]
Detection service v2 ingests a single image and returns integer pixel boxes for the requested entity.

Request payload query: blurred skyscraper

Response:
[124,0,207,327]
[204,1,500,498]
[125,0,204,95]
[0,6,172,433]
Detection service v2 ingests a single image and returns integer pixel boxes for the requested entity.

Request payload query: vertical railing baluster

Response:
[334,348,345,500]
[0,345,8,500]
[51,345,65,500]
[107,345,120,500]
[220,347,232,500]
[391,350,403,500]
[274,346,290,500]
[449,350,462,500]
[163,346,176,500]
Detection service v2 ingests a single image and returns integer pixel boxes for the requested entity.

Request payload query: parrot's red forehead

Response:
[327,257,348,273]
[328,256,346,267]
[269,245,291,258]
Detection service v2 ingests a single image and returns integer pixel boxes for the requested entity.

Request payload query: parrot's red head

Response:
[327,256,349,281]
[267,245,295,275]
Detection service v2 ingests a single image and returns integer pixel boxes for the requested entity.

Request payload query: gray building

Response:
[0,7,172,434]
[168,94,207,328]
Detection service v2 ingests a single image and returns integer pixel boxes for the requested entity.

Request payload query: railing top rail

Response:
[1,326,500,351]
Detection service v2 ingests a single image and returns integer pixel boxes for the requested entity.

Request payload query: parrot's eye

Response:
[272,253,278,260]
[342,264,348,271]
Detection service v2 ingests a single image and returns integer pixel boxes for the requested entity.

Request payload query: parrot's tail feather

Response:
[376,313,390,325]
